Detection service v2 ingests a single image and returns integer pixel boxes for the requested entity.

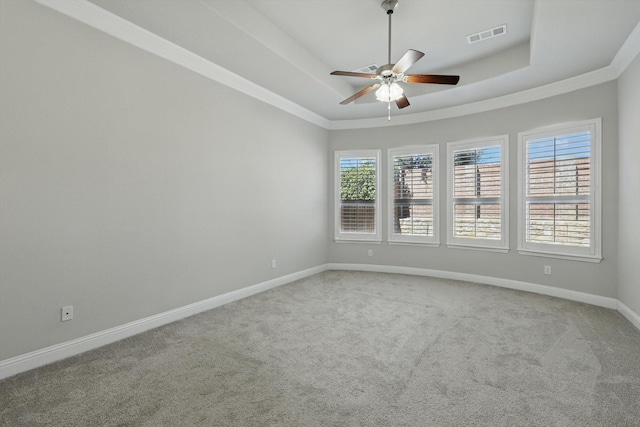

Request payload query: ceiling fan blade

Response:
[339,84,381,105]
[405,74,460,85]
[395,95,410,109]
[392,49,425,74]
[330,71,377,79]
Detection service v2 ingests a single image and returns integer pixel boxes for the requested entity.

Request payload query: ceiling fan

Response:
[330,0,460,117]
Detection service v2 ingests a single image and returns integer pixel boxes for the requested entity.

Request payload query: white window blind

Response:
[447,136,509,251]
[518,119,601,262]
[389,146,439,244]
[335,150,381,242]
[453,146,502,239]
[525,132,590,246]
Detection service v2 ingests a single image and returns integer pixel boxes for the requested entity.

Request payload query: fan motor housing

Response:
[376,64,395,77]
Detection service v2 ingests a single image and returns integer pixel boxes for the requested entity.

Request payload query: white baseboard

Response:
[327,263,620,309]
[618,301,640,331]
[3,263,638,380]
[0,265,327,381]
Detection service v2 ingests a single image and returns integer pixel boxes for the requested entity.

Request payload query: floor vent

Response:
[467,24,507,44]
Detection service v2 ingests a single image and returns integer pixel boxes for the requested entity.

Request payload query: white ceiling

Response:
[66,1,640,124]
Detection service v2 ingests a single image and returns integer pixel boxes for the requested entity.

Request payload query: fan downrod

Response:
[381,0,398,66]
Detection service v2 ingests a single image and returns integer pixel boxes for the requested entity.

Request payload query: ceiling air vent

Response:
[351,64,378,74]
[467,24,507,44]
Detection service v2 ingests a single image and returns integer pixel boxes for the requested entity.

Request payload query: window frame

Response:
[517,118,602,263]
[334,150,382,243]
[446,135,510,252]
[387,145,440,245]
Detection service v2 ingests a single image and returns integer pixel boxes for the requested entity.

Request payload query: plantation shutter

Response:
[452,146,502,240]
[525,131,591,247]
[392,154,434,236]
[339,156,377,234]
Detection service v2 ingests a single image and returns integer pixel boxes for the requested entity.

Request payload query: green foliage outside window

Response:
[340,161,376,201]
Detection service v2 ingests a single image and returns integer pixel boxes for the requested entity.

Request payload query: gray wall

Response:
[618,53,640,315]
[0,1,328,360]
[328,82,618,298]
[0,0,635,365]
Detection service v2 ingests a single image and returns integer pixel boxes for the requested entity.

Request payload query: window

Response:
[335,150,381,242]
[518,119,601,262]
[447,136,509,252]
[388,146,439,245]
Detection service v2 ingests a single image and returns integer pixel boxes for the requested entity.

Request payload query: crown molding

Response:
[33,0,640,131]
[611,20,640,76]
[326,66,620,130]
[330,19,640,130]
[33,0,331,129]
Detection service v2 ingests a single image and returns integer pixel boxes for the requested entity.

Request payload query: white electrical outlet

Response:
[61,305,73,322]
[271,259,277,269]
[367,249,373,257]
[544,265,552,275]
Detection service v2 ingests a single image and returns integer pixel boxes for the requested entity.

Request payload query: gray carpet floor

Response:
[1,271,640,426]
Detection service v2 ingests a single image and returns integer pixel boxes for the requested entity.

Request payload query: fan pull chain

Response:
[388,102,391,121]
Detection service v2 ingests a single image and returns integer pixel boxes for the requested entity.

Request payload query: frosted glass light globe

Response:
[375,82,403,102]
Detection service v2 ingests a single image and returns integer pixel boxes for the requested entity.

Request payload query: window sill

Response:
[446,243,509,253]
[334,239,382,244]
[517,249,602,263]
[389,241,440,247]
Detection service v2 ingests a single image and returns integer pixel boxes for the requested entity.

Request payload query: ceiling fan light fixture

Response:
[375,82,403,102]
[330,0,459,112]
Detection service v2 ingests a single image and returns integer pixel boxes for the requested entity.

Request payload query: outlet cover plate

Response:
[61,305,73,322]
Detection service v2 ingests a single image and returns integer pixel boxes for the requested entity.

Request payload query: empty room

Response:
[1,0,639,425]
